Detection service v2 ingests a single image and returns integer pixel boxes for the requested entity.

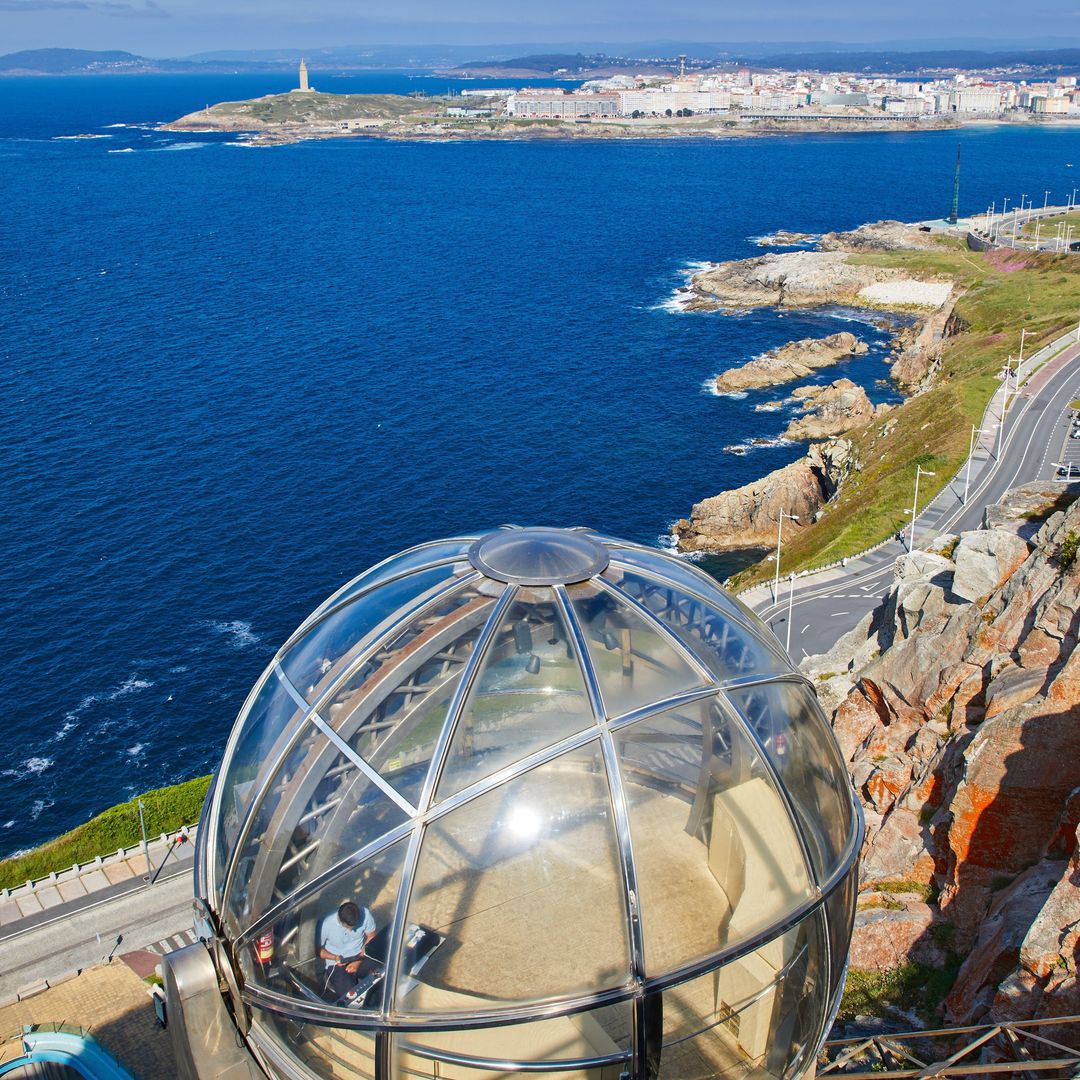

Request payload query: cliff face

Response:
[802,484,1080,1026]
[782,378,886,441]
[673,439,854,552]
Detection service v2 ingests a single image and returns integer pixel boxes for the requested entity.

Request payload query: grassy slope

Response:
[202,92,437,125]
[730,247,1080,589]
[0,775,211,891]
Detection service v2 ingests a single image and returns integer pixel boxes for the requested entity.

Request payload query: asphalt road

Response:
[752,340,1080,661]
[0,870,194,999]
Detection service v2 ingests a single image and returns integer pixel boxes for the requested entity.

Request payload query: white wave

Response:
[103,123,128,128]
[170,664,189,673]
[126,743,146,757]
[1,756,55,779]
[754,402,782,412]
[149,142,207,152]
[652,259,715,314]
[51,719,77,742]
[108,147,136,154]
[703,378,748,399]
[2,821,13,829]
[723,436,793,455]
[225,141,259,148]
[111,675,153,699]
[751,232,819,248]
[206,619,261,649]
[53,134,112,141]
[30,798,54,821]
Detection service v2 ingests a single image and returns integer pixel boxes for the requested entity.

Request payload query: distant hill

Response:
[752,47,1080,74]
[0,49,147,73]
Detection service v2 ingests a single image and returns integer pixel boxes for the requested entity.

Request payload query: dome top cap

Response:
[467,527,609,585]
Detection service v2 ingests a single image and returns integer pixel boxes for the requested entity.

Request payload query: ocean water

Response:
[1,74,1077,855]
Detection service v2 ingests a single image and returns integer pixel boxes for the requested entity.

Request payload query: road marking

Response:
[860,583,875,591]
[801,624,810,633]
[829,611,850,617]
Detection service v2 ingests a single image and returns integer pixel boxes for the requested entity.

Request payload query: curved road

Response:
[749,339,1080,660]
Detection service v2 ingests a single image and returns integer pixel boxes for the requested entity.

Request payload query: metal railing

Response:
[821,1014,1080,1079]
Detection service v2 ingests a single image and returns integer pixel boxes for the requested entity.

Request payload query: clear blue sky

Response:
[2,0,1079,57]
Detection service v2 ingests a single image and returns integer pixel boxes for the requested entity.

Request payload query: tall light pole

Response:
[772,509,800,601]
[1034,219,1042,249]
[1018,328,1028,367]
[138,798,152,883]
[785,572,796,655]
[997,354,1017,458]
[964,424,983,505]
[908,464,936,551]
[1044,189,1052,209]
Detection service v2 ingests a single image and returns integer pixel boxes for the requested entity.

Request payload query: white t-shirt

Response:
[319,907,375,961]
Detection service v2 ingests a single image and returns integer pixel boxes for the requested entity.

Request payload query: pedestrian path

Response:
[140,927,197,956]
[0,827,198,937]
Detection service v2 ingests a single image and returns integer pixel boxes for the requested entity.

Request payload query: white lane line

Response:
[829,611,850,617]
[801,624,811,633]
[860,583,875,591]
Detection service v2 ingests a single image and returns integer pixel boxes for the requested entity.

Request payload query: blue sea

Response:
[1,72,1077,856]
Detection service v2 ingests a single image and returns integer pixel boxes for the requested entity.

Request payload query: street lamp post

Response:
[786,572,796,655]
[964,424,983,505]
[909,464,936,551]
[1034,219,1042,249]
[997,354,1017,458]
[1044,189,1052,209]
[138,798,152,883]
[772,509,800,602]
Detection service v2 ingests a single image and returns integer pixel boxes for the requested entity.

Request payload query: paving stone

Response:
[0,902,21,926]
[57,879,87,902]
[103,862,135,884]
[15,894,42,917]
[33,885,62,910]
[79,869,109,892]
[124,854,149,877]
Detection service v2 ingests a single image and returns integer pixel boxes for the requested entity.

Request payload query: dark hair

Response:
[338,901,360,928]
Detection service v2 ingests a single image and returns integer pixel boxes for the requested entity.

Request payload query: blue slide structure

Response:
[0,1026,135,1079]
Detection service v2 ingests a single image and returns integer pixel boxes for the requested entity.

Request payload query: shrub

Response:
[1060,530,1078,568]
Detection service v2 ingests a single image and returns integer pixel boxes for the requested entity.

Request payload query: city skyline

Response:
[5,0,1080,57]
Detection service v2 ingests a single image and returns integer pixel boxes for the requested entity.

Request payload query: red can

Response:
[253,931,274,966]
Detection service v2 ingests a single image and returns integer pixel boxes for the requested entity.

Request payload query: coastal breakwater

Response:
[672,221,962,558]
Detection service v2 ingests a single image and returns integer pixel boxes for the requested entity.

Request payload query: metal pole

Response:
[910,466,921,551]
[1034,219,1041,249]
[1044,189,1051,209]
[964,424,980,505]
[773,511,784,602]
[138,798,152,883]
[785,572,795,655]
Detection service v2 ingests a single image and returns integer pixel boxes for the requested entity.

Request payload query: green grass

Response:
[873,879,936,900]
[730,248,1080,588]
[0,775,211,891]
[837,959,961,1024]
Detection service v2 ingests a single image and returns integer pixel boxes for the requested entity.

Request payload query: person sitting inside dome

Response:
[318,900,378,1002]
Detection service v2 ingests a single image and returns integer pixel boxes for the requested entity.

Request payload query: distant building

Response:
[947,86,1001,114]
[292,57,315,94]
[507,92,620,118]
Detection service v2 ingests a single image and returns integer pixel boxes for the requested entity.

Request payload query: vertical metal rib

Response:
[553,584,606,721]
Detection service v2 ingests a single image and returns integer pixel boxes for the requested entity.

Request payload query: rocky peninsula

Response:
[714,331,867,394]
[783,378,886,440]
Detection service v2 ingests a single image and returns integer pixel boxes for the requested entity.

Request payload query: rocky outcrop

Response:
[782,379,883,440]
[756,230,818,247]
[714,332,868,394]
[673,439,854,552]
[802,483,1080,1026]
[889,292,967,392]
[819,220,944,253]
[688,251,943,312]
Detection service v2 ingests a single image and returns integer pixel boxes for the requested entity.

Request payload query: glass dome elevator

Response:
[163,526,862,1080]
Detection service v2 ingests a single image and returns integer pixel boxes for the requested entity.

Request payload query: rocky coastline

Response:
[802,482,1080,1028]
[714,331,867,394]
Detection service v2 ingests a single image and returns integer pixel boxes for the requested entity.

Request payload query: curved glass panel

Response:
[436,593,596,802]
[565,582,705,719]
[225,733,410,934]
[614,571,789,685]
[660,911,828,1080]
[393,1001,632,1077]
[242,838,409,1016]
[215,672,308,903]
[396,742,632,1015]
[824,865,858,1008]
[608,548,775,640]
[319,586,501,807]
[615,700,813,976]
[726,682,854,883]
[313,539,479,621]
[254,1012,377,1080]
[282,564,467,703]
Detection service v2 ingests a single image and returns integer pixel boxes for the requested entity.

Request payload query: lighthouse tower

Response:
[295,57,314,93]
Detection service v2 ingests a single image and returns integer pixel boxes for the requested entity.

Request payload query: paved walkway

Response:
[0,828,197,939]
[0,963,174,1079]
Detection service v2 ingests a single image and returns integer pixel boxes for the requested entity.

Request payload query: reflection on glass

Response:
[436,593,596,801]
[615,701,814,976]
[392,1001,632,1078]
[224,732,410,934]
[660,913,827,1080]
[282,564,465,704]
[565,582,704,719]
[255,1011,378,1080]
[397,742,632,1014]
[316,539,477,620]
[242,839,408,1017]
[614,570,788,685]
[318,586,501,807]
[726,682,854,882]
[215,672,307,902]
[824,866,858,1008]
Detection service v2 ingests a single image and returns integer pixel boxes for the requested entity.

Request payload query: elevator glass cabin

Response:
[167,527,862,1080]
